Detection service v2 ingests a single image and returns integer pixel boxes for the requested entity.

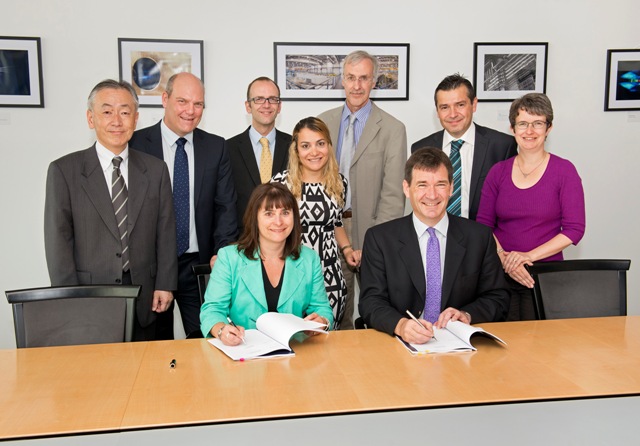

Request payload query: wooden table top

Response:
[2,316,640,439]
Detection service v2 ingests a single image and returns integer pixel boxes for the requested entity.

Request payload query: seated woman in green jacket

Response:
[200,183,333,344]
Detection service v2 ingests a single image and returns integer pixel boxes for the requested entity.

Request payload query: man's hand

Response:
[395,317,434,344]
[152,290,174,313]
[435,307,471,329]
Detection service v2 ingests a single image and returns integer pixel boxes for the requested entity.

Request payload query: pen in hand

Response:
[405,310,437,341]
[226,316,246,344]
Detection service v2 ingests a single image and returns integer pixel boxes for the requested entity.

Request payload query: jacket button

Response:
[116,253,122,258]
[115,278,122,284]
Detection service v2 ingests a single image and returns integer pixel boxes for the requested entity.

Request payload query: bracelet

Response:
[216,325,224,339]
[340,244,352,253]
[497,248,504,254]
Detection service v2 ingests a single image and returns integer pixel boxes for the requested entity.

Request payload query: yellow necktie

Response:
[259,137,272,183]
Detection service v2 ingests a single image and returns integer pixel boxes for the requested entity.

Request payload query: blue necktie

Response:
[447,139,463,216]
[424,227,442,323]
[174,137,189,256]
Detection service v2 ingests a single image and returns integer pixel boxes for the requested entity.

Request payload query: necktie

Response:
[447,139,463,216]
[111,157,130,272]
[174,137,189,256]
[340,114,356,209]
[259,137,272,183]
[424,227,441,323]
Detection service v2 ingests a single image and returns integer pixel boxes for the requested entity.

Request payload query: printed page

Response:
[208,329,293,361]
[256,312,328,347]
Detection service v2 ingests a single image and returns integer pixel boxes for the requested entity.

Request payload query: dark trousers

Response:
[505,274,537,321]
[155,252,202,339]
[121,271,157,341]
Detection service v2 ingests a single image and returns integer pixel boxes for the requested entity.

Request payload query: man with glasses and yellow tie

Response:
[227,77,292,233]
[130,72,238,339]
[319,50,408,330]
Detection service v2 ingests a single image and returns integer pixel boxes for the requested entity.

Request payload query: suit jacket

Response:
[411,124,517,220]
[44,146,178,327]
[318,102,407,250]
[199,245,334,336]
[130,121,238,263]
[358,214,509,335]
[226,127,291,231]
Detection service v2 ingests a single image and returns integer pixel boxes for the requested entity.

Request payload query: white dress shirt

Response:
[442,122,476,219]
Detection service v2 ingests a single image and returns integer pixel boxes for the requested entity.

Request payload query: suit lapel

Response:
[442,215,466,307]
[469,124,489,208]
[277,255,305,309]
[126,150,149,234]
[80,147,120,242]
[352,102,381,166]
[397,215,427,306]
[144,122,165,160]
[272,129,289,175]
[239,128,262,186]
[239,254,268,311]
[192,129,206,206]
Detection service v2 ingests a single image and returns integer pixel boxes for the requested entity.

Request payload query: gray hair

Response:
[87,79,138,111]
[342,50,379,80]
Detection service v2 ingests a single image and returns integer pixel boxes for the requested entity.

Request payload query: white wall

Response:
[1,0,637,348]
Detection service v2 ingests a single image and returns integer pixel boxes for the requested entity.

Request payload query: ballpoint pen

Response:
[405,310,437,341]
[227,316,246,344]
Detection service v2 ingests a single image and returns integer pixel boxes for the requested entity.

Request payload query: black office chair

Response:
[188,264,212,339]
[5,285,140,348]
[526,259,631,320]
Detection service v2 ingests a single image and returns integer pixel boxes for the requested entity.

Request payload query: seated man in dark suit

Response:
[359,148,509,344]
[411,74,517,221]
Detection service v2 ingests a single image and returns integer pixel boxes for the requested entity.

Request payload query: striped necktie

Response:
[447,139,463,216]
[111,157,130,272]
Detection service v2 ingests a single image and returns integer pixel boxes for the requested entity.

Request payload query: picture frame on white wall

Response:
[0,36,44,108]
[604,49,640,111]
[273,42,410,101]
[473,42,548,102]
[118,38,204,107]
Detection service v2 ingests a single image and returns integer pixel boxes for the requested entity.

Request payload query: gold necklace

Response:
[516,152,548,178]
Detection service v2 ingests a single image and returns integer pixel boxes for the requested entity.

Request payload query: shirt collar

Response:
[341,99,373,123]
[412,212,449,239]
[443,122,476,147]
[161,119,193,149]
[249,126,276,147]
[95,141,129,172]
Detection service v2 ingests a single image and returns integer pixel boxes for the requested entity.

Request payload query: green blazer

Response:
[200,245,333,337]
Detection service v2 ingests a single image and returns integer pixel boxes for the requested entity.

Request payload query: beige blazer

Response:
[319,101,407,249]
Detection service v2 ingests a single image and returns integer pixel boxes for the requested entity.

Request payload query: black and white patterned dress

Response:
[272,171,348,329]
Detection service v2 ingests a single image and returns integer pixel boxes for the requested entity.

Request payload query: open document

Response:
[208,312,328,360]
[397,320,506,354]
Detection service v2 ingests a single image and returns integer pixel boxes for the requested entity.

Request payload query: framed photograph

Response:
[274,42,410,101]
[0,36,44,107]
[118,38,204,107]
[604,49,640,111]
[473,42,548,102]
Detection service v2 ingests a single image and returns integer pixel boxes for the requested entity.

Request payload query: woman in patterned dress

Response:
[272,117,361,329]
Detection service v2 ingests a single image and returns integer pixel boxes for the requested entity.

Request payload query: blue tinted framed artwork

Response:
[605,49,640,111]
[118,38,204,107]
[0,36,44,107]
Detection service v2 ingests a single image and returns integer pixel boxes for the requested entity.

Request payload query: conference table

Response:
[1,316,639,445]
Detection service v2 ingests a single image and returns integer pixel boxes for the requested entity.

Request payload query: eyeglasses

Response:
[514,120,549,130]
[249,97,281,105]
[343,75,373,84]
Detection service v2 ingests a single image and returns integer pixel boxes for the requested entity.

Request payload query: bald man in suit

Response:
[45,80,177,341]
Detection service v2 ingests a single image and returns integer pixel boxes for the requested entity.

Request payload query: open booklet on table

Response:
[397,320,507,354]
[208,312,328,361]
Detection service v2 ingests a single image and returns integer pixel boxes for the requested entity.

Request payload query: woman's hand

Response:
[508,263,535,288]
[343,248,362,268]
[217,323,246,346]
[304,313,330,335]
[502,250,533,274]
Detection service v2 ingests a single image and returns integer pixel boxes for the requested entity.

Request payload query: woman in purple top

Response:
[477,93,585,320]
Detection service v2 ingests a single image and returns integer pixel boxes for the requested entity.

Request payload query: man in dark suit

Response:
[227,76,291,232]
[359,148,509,344]
[130,73,237,339]
[411,74,517,221]
[45,79,177,341]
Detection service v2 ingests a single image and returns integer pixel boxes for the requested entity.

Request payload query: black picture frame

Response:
[273,42,410,101]
[0,36,44,108]
[118,38,204,107]
[604,49,640,111]
[473,42,548,102]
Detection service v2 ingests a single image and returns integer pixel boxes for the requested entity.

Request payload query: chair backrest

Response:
[192,263,211,306]
[527,259,631,320]
[5,285,140,348]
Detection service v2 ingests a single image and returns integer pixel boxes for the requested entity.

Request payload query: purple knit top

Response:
[476,154,585,262]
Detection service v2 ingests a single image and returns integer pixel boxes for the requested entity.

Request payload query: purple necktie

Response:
[424,227,441,323]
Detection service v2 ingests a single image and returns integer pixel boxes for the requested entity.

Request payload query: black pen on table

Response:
[226,316,246,344]
[405,310,437,341]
